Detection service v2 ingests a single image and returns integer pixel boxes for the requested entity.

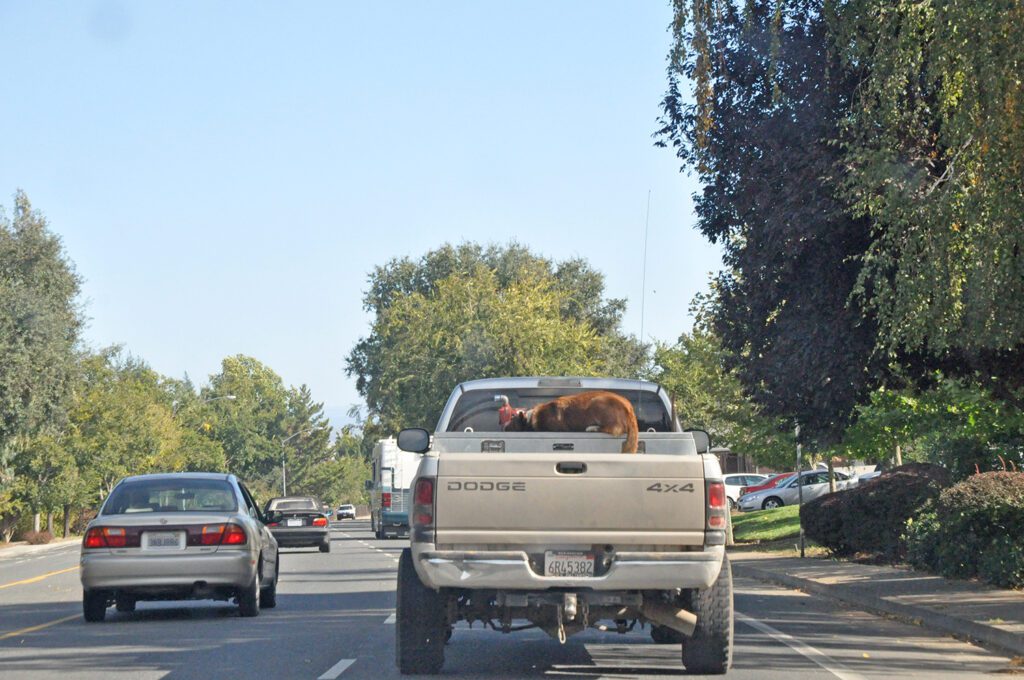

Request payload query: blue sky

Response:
[0,1,719,427]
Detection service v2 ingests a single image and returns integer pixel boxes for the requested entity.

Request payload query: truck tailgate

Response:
[434,450,707,547]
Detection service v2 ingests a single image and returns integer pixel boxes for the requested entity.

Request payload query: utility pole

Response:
[796,421,805,558]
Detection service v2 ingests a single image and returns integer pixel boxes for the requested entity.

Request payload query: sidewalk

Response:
[731,550,1024,657]
[0,537,81,561]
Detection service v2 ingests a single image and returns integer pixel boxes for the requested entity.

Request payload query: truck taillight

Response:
[382,492,392,508]
[84,527,126,549]
[706,480,727,530]
[412,478,435,538]
[312,517,328,527]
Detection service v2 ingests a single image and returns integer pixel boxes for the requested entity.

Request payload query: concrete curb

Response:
[0,537,81,561]
[733,561,1024,658]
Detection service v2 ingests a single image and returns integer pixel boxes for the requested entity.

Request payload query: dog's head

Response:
[502,410,533,432]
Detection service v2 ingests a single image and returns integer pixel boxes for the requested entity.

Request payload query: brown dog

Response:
[503,390,639,453]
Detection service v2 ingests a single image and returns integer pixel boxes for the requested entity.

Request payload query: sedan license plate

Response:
[544,551,595,578]
[143,531,184,550]
[286,518,303,527]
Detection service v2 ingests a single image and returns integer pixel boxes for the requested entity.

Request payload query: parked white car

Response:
[723,473,768,510]
[737,469,858,511]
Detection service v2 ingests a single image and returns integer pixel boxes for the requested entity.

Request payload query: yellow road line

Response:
[0,614,79,641]
[0,565,79,590]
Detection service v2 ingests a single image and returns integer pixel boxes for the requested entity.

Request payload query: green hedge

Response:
[801,463,950,560]
[906,471,1024,588]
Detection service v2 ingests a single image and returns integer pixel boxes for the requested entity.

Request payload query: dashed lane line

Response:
[317,658,355,679]
[384,613,396,624]
[737,612,866,680]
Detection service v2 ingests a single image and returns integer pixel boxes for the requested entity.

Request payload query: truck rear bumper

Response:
[411,544,724,591]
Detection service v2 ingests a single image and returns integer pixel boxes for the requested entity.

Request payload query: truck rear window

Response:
[447,388,674,433]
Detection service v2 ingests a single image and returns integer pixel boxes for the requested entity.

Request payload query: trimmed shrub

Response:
[801,463,950,560]
[906,471,1024,587]
[801,489,854,556]
[22,530,53,545]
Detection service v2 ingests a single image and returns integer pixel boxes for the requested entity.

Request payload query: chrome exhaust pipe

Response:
[640,599,697,637]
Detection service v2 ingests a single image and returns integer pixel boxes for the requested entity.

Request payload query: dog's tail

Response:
[621,416,639,454]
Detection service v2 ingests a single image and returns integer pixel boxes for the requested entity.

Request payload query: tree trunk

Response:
[46,512,54,534]
[827,458,836,493]
[895,443,903,467]
[33,512,41,533]
[63,504,71,538]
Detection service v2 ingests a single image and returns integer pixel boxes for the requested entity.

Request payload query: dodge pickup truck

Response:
[394,377,733,675]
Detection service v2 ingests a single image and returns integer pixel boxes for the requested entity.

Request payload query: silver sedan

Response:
[737,469,858,511]
[80,472,279,621]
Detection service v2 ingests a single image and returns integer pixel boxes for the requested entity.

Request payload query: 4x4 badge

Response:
[646,482,695,493]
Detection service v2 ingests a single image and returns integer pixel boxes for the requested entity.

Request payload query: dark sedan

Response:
[263,496,331,552]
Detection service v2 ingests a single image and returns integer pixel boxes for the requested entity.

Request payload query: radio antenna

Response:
[637,190,652,425]
[639,189,651,348]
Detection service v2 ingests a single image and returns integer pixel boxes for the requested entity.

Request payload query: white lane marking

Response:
[384,613,396,624]
[737,613,866,680]
[317,658,355,679]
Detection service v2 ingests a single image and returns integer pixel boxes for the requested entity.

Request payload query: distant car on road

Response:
[738,470,858,511]
[264,496,331,552]
[723,473,769,510]
[79,472,279,622]
[336,504,356,520]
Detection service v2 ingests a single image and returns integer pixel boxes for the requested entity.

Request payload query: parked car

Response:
[263,496,331,552]
[79,472,279,622]
[336,504,356,520]
[737,469,858,511]
[741,472,795,496]
[723,473,769,510]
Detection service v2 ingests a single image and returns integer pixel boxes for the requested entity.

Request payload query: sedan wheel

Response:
[238,567,261,617]
[762,497,783,510]
[83,589,108,622]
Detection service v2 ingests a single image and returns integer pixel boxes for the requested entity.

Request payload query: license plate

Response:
[286,518,303,527]
[544,551,595,578]
[143,531,184,550]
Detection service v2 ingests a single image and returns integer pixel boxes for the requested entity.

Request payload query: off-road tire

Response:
[115,593,136,613]
[682,554,734,674]
[83,589,107,622]
[319,540,331,553]
[261,552,279,608]
[396,548,447,674]
[762,496,783,510]
[238,566,261,617]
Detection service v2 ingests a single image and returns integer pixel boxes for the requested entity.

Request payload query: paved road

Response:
[0,521,1013,679]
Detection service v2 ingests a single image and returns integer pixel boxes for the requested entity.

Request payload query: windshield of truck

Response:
[446,387,674,433]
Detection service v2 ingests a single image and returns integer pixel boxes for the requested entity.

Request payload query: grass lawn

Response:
[732,505,802,543]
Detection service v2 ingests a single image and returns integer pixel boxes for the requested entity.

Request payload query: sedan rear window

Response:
[267,498,318,511]
[103,479,238,515]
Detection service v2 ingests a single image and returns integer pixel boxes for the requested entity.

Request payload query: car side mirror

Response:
[685,429,711,454]
[363,480,373,491]
[397,428,431,453]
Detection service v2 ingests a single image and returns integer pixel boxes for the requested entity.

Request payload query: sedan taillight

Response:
[200,523,247,546]
[312,517,328,527]
[83,527,128,549]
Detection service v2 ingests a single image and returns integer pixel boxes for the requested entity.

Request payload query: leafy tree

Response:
[0,191,83,532]
[657,1,879,445]
[653,325,795,470]
[842,376,1024,479]
[348,244,644,434]
[832,1,1024,375]
[67,349,227,504]
[202,355,291,483]
[276,384,333,497]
